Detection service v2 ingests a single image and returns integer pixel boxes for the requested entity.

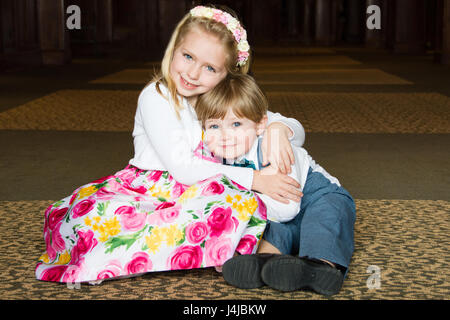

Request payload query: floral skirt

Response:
[35,165,267,283]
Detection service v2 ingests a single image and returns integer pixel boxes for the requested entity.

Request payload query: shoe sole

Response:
[222,254,267,289]
[261,255,344,296]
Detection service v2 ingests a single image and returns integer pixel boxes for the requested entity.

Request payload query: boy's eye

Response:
[232,122,241,127]
[206,65,216,73]
[184,53,193,61]
[208,124,219,129]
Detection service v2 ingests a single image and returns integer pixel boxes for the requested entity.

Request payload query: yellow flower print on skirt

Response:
[35,164,267,283]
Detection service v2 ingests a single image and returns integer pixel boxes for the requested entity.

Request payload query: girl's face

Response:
[170,28,228,104]
[204,110,267,160]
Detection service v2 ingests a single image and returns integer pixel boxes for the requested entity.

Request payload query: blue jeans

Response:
[262,168,356,271]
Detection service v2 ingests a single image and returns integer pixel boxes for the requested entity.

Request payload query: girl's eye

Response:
[184,53,193,61]
[206,65,216,73]
[208,124,219,129]
[232,122,241,127]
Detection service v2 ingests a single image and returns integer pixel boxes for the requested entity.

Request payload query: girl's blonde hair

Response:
[150,5,251,118]
[195,74,268,127]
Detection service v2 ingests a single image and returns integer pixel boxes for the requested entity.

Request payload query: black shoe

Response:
[222,253,279,289]
[261,255,344,296]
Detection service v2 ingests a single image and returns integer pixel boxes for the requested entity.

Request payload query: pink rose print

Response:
[147,170,163,183]
[168,245,203,270]
[201,181,225,196]
[70,229,97,265]
[40,265,68,282]
[96,187,115,200]
[172,182,188,198]
[47,207,68,230]
[97,260,123,280]
[123,184,148,195]
[236,234,257,255]
[155,201,175,210]
[51,222,66,253]
[159,204,181,223]
[125,252,153,275]
[62,264,82,283]
[116,168,137,185]
[71,198,95,218]
[115,206,146,231]
[106,179,134,195]
[231,180,247,191]
[45,231,57,261]
[69,192,78,205]
[205,237,233,266]
[255,194,267,221]
[207,207,234,237]
[185,222,209,244]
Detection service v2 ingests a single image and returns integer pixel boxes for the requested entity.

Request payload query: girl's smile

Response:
[179,75,199,89]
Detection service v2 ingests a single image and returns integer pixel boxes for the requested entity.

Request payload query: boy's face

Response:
[204,110,267,160]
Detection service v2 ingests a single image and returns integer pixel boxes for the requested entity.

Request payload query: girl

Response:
[35,5,305,284]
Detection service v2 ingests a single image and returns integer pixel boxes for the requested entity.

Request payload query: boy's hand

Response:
[261,122,295,174]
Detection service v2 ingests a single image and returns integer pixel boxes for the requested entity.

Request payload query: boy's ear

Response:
[256,115,268,136]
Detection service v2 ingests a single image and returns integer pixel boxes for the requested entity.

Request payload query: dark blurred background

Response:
[0,0,448,69]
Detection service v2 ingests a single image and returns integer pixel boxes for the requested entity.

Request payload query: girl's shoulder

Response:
[138,81,173,110]
[139,81,169,100]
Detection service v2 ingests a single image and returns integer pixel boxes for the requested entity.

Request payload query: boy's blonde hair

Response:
[195,74,268,126]
[150,5,251,118]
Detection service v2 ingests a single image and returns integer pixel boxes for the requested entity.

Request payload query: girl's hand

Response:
[252,167,303,204]
[261,122,295,174]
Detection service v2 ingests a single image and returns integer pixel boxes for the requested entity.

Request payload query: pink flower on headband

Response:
[238,51,249,64]
[190,6,250,67]
[233,28,242,42]
[213,11,228,25]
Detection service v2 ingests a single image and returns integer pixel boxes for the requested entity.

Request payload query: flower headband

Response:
[190,6,250,67]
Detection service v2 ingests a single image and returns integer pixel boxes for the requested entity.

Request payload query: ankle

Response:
[257,240,282,254]
[319,259,336,268]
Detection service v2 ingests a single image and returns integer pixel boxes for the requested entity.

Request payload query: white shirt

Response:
[230,137,341,223]
[129,82,305,191]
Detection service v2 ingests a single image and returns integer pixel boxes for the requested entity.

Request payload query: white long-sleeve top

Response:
[128,82,305,190]
[227,137,341,223]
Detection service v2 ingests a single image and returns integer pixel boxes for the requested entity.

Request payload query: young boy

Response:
[195,74,356,296]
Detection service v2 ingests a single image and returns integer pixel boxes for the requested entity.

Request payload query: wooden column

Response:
[0,2,4,70]
[302,0,315,45]
[365,0,386,48]
[442,0,450,64]
[315,0,332,45]
[393,0,426,54]
[96,0,113,43]
[134,0,161,53]
[37,0,71,65]
[286,0,299,39]
[345,0,364,43]
[158,0,189,49]
[248,0,281,45]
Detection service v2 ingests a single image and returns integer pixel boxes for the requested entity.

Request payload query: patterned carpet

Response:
[0,199,448,299]
[1,46,449,300]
